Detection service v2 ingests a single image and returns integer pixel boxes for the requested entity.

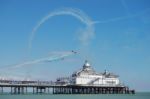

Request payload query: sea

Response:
[0,93,150,99]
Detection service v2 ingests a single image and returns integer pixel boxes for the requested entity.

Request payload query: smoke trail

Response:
[0,51,76,70]
[29,8,95,52]
[13,51,75,68]
[98,7,150,24]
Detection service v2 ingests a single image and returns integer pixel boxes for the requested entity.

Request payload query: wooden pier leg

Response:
[11,87,12,94]
[55,87,57,94]
[33,87,34,94]
[61,87,65,94]
[57,87,58,94]
[63,87,65,94]
[62,87,64,94]
[79,88,81,94]
[118,87,121,94]
[93,87,95,94]
[40,88,42,94]
[63,87,64,94]
[96,87,98,94]
[0,87,3,94]
[104,87,106,94]
[67,88,69,94]
[95,87,97,94]
[54,87,56,94]
[36,87,38,94]
[52,87,54,94]
[102,87,104,94]
[16,87,18,94]
[65,87,67,94]
[92,87,94,94]
[25,87,27,94]
[44,88,46,93]
[72,88,74,94]
[83,88,85,94]
[88,88,91,94]
[69,88,72,94]
[57,87,59,94]
[2,87,3,94]
[69,87,71,94]
[21,87,23,94]
[87,88,90,94]
[14,87,16,94]
[63,88,66,94]
[54,87,57,94]
[66,87,68,94]
[48,87,49,94]
[117,87,119,94]
[97,87,99,94]
[113,87,115,94]
[0,87,1,94]
[83,87,85,94]
[78,88,80,94]
[18,87,20,94]
[126,87,129,94]
[23,87,25,94]
[44,87,48,94]
[107,88,110,94]
[123,87,125,94]
[115,87,117,94]
[75,88,78,94]
[110,87,113,94]
[12,87,14,94]
[120,87,123,94]
[74,88,77,94]
[59,87,61,94]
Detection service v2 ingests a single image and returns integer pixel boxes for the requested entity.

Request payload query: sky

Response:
[0,0,150,92]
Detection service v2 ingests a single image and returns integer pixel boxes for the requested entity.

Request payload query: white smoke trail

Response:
[98,7,150,24]
[0,51,76,70]
[29,8,95,52]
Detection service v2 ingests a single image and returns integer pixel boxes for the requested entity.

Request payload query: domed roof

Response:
[83,60,91,70]
[72,60,96,77]
[84,60,91,67]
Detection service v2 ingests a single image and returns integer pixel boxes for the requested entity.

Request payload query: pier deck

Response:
[0,80,134,94]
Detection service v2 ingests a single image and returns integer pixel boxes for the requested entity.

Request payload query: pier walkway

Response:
[0,80,135,94]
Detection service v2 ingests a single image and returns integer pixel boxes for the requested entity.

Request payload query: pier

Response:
[0,61,135,95]
[0,80,134,94]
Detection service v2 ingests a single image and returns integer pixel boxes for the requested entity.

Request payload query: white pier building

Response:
[56,60,121,86]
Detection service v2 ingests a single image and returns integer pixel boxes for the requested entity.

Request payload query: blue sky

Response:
[0,0,150,92]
